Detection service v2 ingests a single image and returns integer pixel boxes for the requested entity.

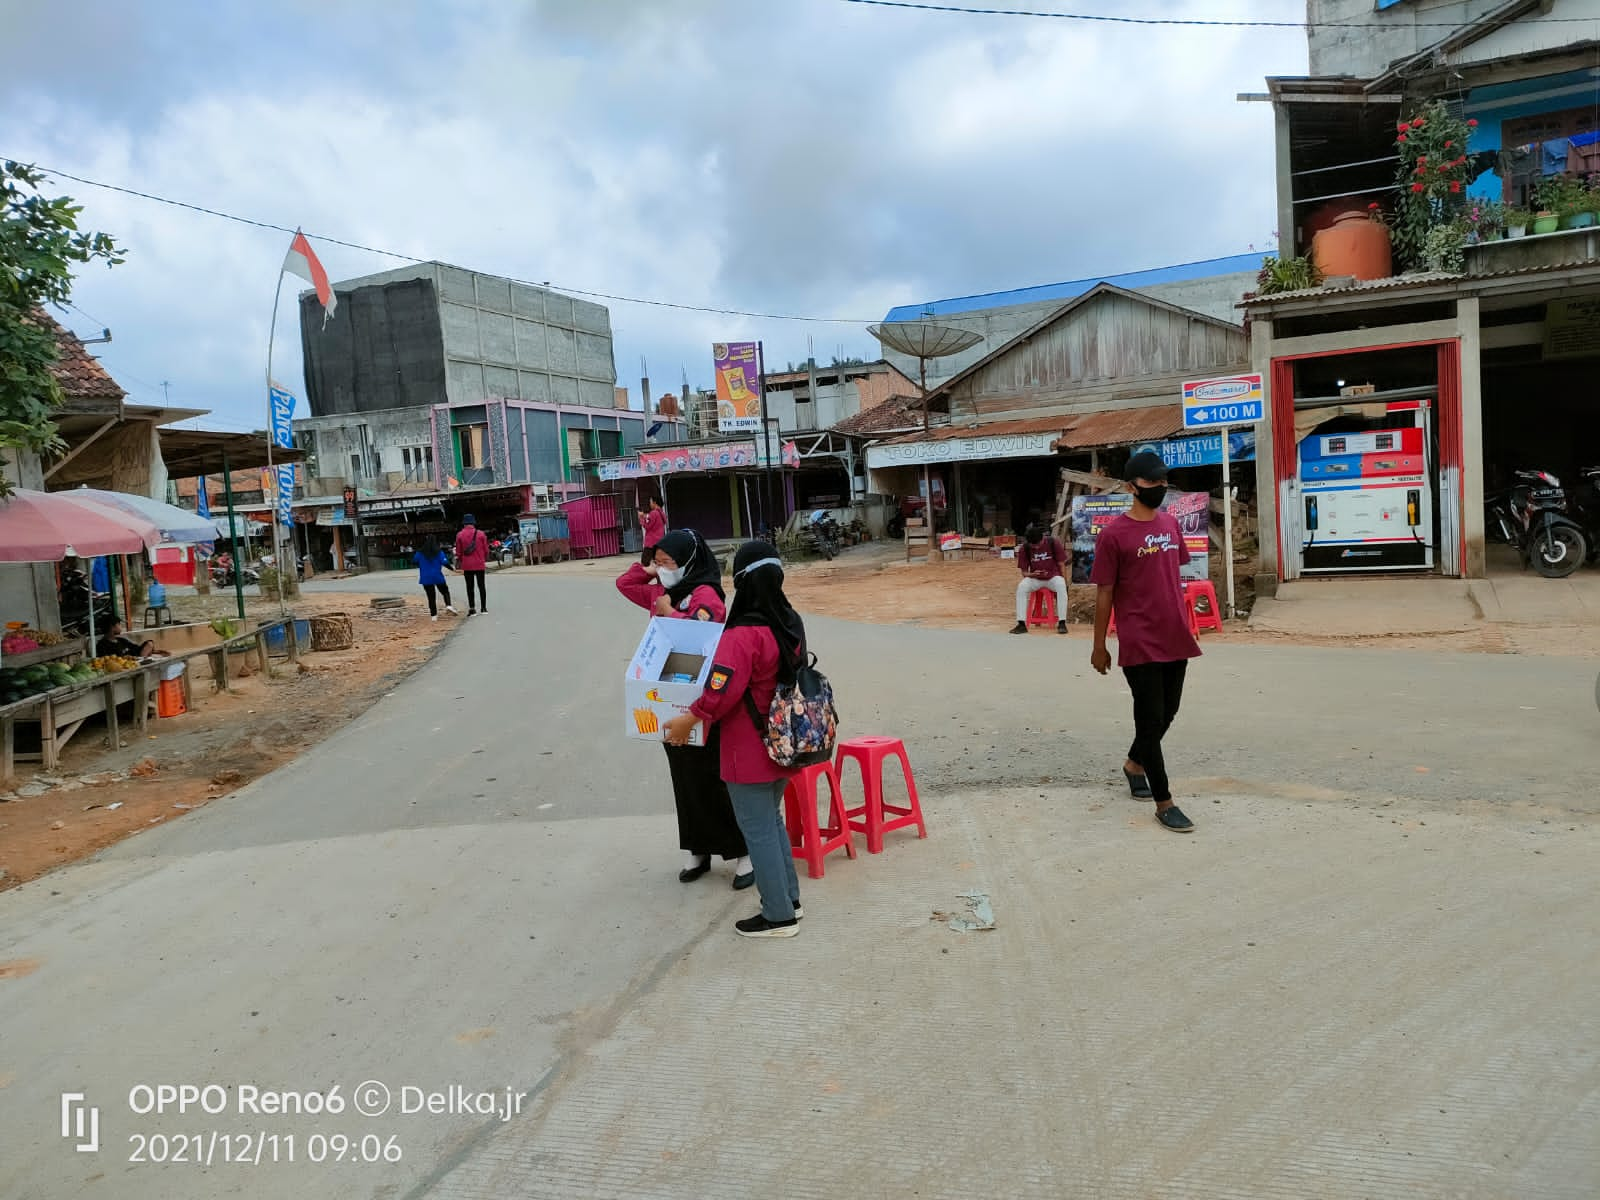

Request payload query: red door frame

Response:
[1269,338,1465,579]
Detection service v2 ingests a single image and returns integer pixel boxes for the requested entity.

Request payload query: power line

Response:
[837,0,1600,28]
[8,158,884,325]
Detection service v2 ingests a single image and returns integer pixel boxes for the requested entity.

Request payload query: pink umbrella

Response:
[0,488,153,562]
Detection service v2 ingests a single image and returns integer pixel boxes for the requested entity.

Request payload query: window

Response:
[400,446,434,482]
[1500,106,1600,207]
[456,424,491,484]
[350,454,363,481]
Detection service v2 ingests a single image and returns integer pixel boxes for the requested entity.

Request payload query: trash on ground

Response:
[932,890,996,932]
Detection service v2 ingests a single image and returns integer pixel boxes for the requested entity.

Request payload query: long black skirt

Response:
[662,727,746,859]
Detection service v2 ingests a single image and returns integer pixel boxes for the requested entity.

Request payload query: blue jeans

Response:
[726,780,800,922]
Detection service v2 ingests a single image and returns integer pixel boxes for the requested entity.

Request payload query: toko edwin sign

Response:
[1181,374,1263,429]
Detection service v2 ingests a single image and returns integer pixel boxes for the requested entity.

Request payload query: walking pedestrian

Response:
[664,540,804,939]
[1010,523,1070,634]
[1089,450,1201,833]
[639,494,668,565]
[413,535,456,622]
[616,529,753,889]
[454,514,489,615]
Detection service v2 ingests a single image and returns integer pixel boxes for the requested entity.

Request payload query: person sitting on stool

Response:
[1010,523,1070,635]
[96,618,157,659]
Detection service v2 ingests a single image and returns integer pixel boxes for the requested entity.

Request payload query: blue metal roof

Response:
[882,252,1263,322]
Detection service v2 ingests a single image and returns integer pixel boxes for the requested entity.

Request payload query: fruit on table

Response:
[2,633,41,654]
[89,656,141,673]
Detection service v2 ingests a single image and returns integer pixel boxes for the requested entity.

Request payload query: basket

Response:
[310,612,354,651]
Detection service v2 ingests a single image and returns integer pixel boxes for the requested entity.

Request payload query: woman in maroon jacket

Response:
[617,530,752,888]
[665,540,804,939]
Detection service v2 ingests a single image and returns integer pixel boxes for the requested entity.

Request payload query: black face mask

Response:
[1134,484,1167,510]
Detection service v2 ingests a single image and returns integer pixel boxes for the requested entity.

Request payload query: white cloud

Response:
[6,0,1306,431]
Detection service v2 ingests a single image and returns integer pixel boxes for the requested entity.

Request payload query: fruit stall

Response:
[1,653,164,781]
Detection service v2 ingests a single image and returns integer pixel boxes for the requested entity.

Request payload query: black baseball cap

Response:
[1123,449,1169,483]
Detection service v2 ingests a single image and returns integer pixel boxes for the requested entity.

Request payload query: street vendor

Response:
[616,529,724,622]
[1010,523,1070,635]
[638,494,668,564]
[96,618,156,660]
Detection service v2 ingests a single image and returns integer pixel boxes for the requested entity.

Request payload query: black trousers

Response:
[463,570,486,611]
[662,728,747,859]
[1122,660,1188,803]
[422,582,451,616]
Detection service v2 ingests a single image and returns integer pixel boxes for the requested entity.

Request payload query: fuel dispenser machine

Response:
[1298,401,1434,574]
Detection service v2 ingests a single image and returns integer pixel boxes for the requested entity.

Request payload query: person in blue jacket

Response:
[414,536,457,621]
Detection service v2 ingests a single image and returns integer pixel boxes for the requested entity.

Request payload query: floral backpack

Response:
[743,653,839,768]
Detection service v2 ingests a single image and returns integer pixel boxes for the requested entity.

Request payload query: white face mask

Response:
[657,566,685,588]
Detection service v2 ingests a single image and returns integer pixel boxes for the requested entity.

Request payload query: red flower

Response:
[1397,121,1411,132]
[1368,202,1381,211]
[1413,118,1426,127]
[1468,119,1479,127]
[1444,141,1454,149]
[1397,134,1408,143]
[1412,183,1425,193]
[1418,155,1428,164]
[1450,181,1462,193]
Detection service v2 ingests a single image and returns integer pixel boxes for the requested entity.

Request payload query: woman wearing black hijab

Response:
[665,541,806,938]
[616,529,752,887]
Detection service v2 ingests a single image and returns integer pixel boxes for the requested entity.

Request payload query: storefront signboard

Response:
[866,431,1057,469]
[1544,297,1600,360]
[358,495,446,516]
[713,342,762,433]
[1133,431,1256,469]
[1069,490,1209,584]
[597,458,644,481]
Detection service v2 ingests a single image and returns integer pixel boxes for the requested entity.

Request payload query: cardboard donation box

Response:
[624,618,723,747]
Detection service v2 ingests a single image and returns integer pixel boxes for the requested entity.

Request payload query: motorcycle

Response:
[804,510,840,560]
[1485,468,1588,579]
[1569,465,1600,567]
[58,570,119,638]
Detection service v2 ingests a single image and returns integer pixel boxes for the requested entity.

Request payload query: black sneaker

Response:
[1056,620,1068,634]
[735,914,799,938]
[1009,621,1028,635]
[792,903,804,920]
[1155,806,1195,833]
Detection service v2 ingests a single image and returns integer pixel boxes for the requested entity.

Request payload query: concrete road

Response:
[2,570,1598,1198]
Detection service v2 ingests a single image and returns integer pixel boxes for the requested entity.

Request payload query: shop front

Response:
[865,420,1071,537]
[356,484,531,570]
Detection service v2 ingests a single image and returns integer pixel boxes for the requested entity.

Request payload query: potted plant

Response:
[1391,101,1476,270]
[1422,222,1467,273]
[1532,179,1567,233]
[1504,208,1534,238]
[1255,253,1322,295]
[1465,199,1504,243]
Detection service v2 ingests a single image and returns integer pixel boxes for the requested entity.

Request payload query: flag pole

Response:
[265,267,289,619]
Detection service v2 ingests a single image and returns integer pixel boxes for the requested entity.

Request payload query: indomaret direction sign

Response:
[866,431,1057,469]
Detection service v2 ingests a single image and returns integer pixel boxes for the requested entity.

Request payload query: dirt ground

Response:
[779,543,1600,657]
[0,592,452,891]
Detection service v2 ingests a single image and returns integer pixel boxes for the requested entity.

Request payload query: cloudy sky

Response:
[5,0,1305,432]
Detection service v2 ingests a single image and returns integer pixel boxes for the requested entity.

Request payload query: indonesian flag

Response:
[283,230,336,323]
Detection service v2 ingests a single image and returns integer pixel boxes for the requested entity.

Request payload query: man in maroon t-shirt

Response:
[1089,450,1201,832]
[1009,524,1070,635]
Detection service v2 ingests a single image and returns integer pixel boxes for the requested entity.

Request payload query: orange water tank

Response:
[1311,210,1393,281]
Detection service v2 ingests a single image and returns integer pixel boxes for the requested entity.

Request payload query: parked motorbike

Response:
[804,510,840,560]
[59,571,119,638]
[1485,468,1588,579]
[1569,465,1600,567]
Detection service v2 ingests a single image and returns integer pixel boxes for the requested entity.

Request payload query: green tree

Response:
[1,161,124,495]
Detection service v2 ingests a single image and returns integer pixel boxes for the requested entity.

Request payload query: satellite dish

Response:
[867,322,983,360]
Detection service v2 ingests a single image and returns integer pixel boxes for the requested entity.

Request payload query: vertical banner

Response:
[713,342,761,433]
[195,476,211,520]
[268,385,297,528]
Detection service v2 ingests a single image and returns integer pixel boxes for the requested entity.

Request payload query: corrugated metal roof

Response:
[873,415,1074,447]
[883,253,1262,322]
[1055,405,1186,451]
[1242,257,1600,307]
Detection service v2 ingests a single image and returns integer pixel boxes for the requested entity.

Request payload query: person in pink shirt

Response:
[453,514,489,615]
[638,495,667,564]
[1089,451,1201,833]
[617,530,752,888]
[665,540,805,939]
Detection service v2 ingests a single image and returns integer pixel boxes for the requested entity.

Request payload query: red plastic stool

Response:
[1184,580,1224,633]
[1026,588,1058,627]
[837,736,927,854]
[783,761,856,880]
